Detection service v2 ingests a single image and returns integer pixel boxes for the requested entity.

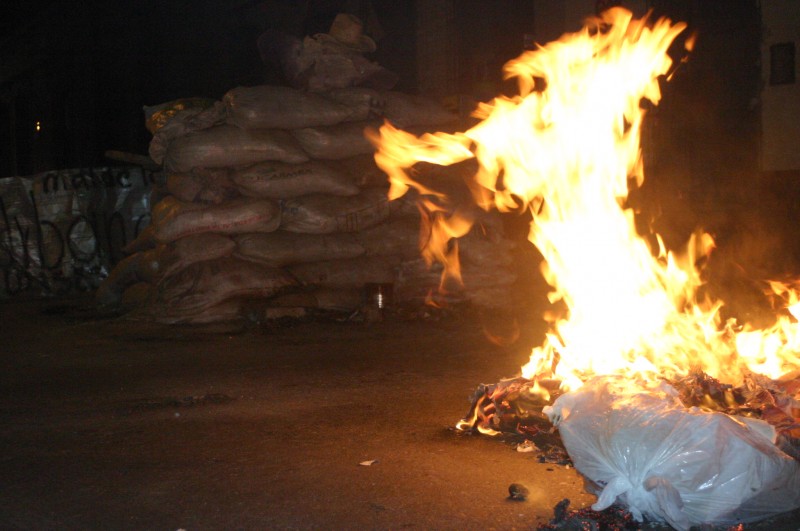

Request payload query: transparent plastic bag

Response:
[545,376,800,530]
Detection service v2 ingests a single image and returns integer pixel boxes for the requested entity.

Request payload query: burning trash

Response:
[368,7,800,530]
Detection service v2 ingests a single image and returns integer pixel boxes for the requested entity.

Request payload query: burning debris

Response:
[368,6,800,529]
[538,498,642,531]
[457,371,800,460]
[454,369,800,529]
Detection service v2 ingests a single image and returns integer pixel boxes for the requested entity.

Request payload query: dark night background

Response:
[0,0,761,182]
[0,1,415,176]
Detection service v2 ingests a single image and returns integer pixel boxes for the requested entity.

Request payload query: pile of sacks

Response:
[97,85,518,324]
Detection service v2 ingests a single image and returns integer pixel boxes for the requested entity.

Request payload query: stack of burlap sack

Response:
[96,85,518,323]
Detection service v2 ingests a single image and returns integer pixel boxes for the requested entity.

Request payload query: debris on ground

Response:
[508,483,529,501]
[456,370,800,465]
[457,370,800,528]
[516,440,538,453]
[538,498,643,530]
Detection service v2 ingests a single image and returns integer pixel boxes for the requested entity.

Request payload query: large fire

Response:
[369,8,800,391]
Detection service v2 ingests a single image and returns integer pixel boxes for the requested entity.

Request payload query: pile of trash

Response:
[537,498,642,530]
[458,372,800,529]
[96,26,518,324]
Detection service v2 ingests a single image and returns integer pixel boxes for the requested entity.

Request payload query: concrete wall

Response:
[761,2,800,172]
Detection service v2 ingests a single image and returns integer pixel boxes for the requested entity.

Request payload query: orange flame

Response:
[369,8,800,390]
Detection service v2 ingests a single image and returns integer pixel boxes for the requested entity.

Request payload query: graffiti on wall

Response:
[0,166,157,297]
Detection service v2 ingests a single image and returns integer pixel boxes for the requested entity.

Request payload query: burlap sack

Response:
[163,124,308,172]
[152,196,281,243]
[96,233,237,308]
[230,160,359,199]
[290,121,378,160]
[355,216,421,259]
[234,231,363,267]
[122,224,157,254]
[379,91,457,128]
[224,85,363,129]
[153,257,297,317]
[280,187,395,234]
[166,168,238,204]
[147,100,226,165]
[288,255,399,288]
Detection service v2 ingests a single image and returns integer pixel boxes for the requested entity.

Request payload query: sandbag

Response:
[151,298,245,325]
[288,255,399,288]
[234,231,363,267]
[393,258,450,305]
[151,233,237,280]
[97,246,164,308]
[333,154,388,188]
[147,101,226,165]
[153,257,297,318]
[280,188,396,234]
[545,376,800,530]
[96,252,148,308]
[290,121,378,160]
[163,124,308,172]
[229,160,359,199]
[122,224,157,254]
[148,177,171,207]
[355,216,421,259]
[393,254,516,309]
[96,233,237,308]
[380,91,457,128]
[166,168,238,204]
[223,85,363,130]
[144,97,218,134]
[258,28,398,93]
[267,287,364,311]
[120,282,153,311]
[152,196,281,243]
[323,87,382,122]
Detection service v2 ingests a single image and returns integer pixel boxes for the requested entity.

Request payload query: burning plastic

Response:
[546,376,800,530]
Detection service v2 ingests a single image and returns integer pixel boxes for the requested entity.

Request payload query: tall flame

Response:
[368,8,800,389]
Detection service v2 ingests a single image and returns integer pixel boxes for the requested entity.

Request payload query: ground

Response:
[1,297,798,530]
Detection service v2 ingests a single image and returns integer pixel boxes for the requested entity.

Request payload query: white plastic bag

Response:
[545,375,800,530]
